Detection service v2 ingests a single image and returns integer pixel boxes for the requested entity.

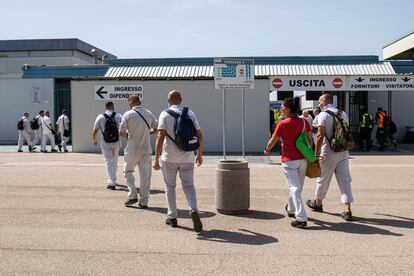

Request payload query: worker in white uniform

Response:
[41,111,57,153]
[153,90,204,233]
[120,94,158,208]
[17,112,35,152]
[92,101,123,190]
[56,109,70,152]
[306,94,354,221]
[32,110,44,147]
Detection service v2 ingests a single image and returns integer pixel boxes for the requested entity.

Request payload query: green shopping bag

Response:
[296,119,317,163]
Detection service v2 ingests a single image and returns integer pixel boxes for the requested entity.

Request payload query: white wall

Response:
[0,79,54,143]
[71,80,269,153]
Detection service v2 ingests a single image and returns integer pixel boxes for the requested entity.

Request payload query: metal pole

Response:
[241,88,245,159]
[223,88,226,160]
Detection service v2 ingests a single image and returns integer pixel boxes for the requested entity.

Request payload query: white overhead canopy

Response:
[383,31,414,60]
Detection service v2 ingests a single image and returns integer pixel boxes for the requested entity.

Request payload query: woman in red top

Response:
[264,97,312,228]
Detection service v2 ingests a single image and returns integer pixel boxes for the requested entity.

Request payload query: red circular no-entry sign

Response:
[239,69,244,75]
[332,77,343,88]
[272,78,283,89]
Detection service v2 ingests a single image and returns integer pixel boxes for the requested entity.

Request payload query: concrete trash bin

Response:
[216,160,250,214]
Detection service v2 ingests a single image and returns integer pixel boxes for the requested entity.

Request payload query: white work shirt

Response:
[93,110,123,145]
[19,116,31,134]
[41,116,53,135]
[318,104,349,153]
[120,105,158,155]
[158,105,201,163]
[56,114,70,133]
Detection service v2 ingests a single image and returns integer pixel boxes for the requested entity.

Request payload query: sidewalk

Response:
[0,153,413,275]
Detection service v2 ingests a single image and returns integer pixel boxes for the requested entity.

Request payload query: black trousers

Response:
[359,128,372,150]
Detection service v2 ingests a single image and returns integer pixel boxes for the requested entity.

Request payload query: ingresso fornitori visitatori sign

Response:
[214,58,255,90]
[269,75,414,91]
[94,85,143,100]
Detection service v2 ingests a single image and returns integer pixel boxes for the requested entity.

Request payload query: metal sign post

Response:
[214,58,254,159]
[241,88,245,159]
[222,88,227,160]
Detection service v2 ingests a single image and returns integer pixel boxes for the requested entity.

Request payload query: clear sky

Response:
[1,0,413,59]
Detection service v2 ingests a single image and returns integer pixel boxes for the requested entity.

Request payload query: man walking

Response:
[32,111,44,147]
[41,111,57,153]
[17,112,35,152]
[358,111,373,151]
[56,109,70,152]
[93,102,123,190]
[153,90,204,232]
[306,94,354,221]
[120,94,157,207]
[375,107,387,150]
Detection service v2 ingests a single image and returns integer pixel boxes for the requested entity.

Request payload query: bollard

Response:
[216,160,250,214]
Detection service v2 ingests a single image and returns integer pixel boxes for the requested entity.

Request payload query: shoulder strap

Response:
[110,112,116,118]
[42,118,53,132]
[134,109,150,130]
[301,118,306,133]
[182,107,189,116]
[103,113,110,119]
[164,109,180,118]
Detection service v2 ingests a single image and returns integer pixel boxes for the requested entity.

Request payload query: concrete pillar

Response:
[215,160,250,214]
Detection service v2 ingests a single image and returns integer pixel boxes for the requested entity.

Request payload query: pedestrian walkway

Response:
[0,152,413,274]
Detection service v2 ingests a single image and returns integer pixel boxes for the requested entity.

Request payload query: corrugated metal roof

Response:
[104,62,395,79]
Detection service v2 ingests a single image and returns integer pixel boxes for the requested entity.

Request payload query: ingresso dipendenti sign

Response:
[269,75,414,91]
[94,85,143,100]
[214,58,255,90]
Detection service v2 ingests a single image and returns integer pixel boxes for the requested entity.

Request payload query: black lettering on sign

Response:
[289,79,326,87]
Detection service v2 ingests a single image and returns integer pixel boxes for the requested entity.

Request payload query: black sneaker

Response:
[165,218,178,228]
[291,220,307,229]
[306,200,323,212]
[139,203,148,209]
[191,211,203,233]
[285,204,296,218]
[29,145,36,152]
[64,150,69,153]
[17,150,23,152]
[58,145,62,152]
[51,149,58,153]
[341,211,353,221]
[124,198,138,207]
[106,185,116,190]
[42,150,48,153]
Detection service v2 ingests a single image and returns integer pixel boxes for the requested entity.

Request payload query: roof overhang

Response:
[383,32,414,60]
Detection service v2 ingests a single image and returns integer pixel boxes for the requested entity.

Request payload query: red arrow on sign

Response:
[272,78,283,89]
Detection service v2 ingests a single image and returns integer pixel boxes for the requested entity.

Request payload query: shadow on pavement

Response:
[307,212,406,236]
[140,207,216,219]
[196,228,278,245]
[115,184,165,194]
[225,210,285,220]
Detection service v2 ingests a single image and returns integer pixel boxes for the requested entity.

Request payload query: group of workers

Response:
[17,110,70,153]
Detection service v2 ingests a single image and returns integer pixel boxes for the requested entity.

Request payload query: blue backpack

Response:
[164,107,199,151]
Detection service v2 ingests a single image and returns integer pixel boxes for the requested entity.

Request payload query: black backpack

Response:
[102,112,119,143]
[30,117,40,130]
[165,107,199,151]
[17,118,24,130]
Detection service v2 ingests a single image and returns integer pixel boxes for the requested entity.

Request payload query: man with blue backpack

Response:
[92,101,123,190]
[153,90,204,233]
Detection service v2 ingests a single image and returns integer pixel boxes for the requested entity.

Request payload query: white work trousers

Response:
[32,129,42,146]
[59,132,70,150]
[124,153,152,205]
[18,131,32,150]
[41,132,55,151]
[281,159,308,222]
[161,161,198,219]
[315,150,353,203]
[101,142,120,187]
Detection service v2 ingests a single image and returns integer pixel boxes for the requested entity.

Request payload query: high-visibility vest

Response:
[377,112,386,128]
[360,113,373,128]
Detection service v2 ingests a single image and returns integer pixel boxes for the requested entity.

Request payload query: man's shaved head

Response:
[319,93,333,104]
[167,90,182,105]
